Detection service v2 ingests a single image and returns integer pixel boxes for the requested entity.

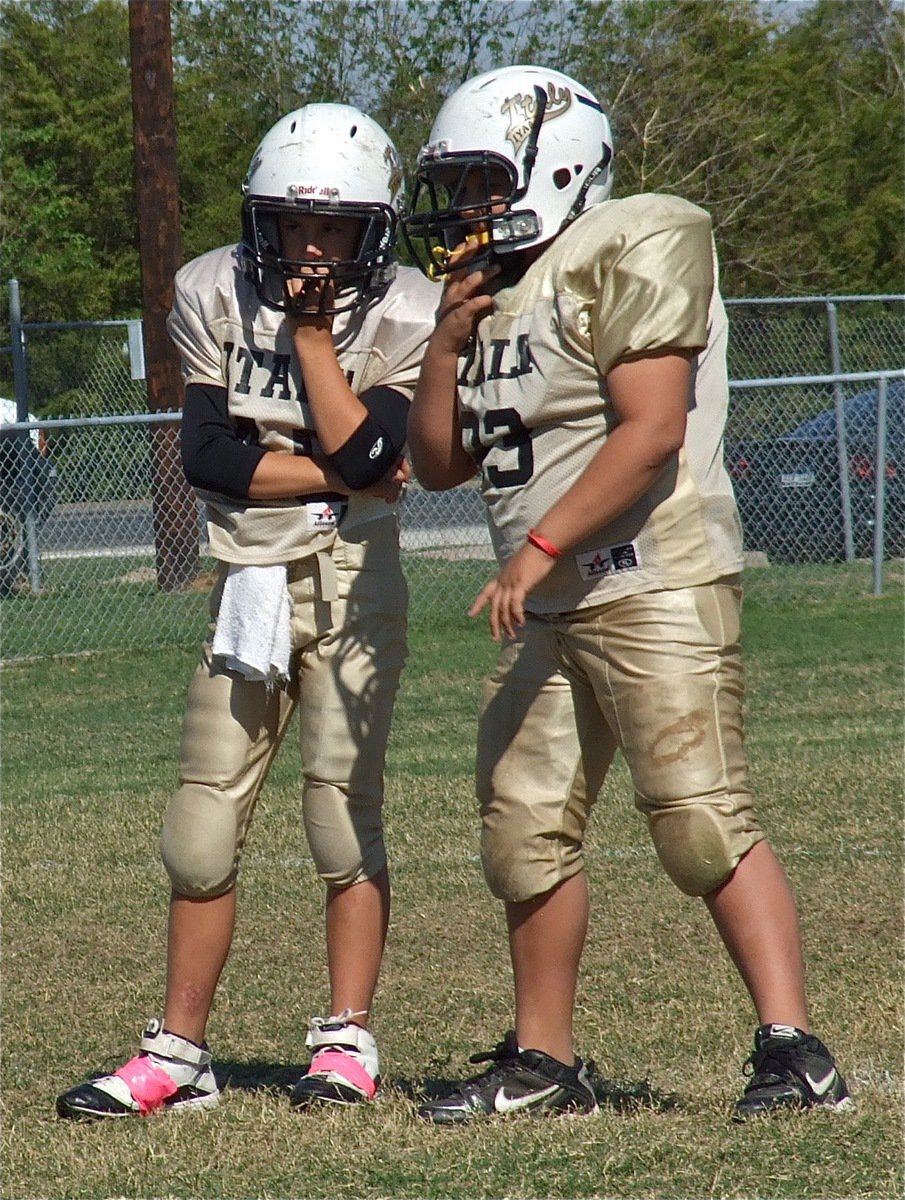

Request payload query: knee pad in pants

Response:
[160,782,241,898]
[303,779,387,889]
[644,797,763,896]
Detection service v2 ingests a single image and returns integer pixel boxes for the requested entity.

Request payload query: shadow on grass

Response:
[591,1077,680,1113]
[214,1060,680,1115]
[216,1059,307,1097]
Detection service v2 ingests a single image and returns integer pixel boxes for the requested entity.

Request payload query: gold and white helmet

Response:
[403,65,613,277]
[241,103,404,313]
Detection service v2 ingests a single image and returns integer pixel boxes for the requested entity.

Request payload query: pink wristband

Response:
[527,529,563,559]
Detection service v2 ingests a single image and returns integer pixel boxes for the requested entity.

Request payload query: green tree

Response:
[561,0,903,294]
[765,0,904,294]
[2,0,901,349]
[171,0,298,261]
[0,0,138,322]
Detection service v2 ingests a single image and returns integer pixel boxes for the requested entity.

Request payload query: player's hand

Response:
[362,456,411,503]
[286,271,335,337]
[468,541,557,641]
[431,236,499,356]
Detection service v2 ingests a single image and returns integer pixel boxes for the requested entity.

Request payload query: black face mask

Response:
[241,198,398,315]
[401,152,543,281]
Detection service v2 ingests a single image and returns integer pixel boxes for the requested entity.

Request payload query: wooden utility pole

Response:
[129,0,198,591]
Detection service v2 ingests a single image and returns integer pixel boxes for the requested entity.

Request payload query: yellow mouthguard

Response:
[427,231,491,280]
[426,253,449,282]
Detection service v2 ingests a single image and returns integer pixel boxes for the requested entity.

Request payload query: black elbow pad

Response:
[327,386,409,490]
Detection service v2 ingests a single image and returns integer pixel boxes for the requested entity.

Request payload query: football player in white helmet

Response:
[57,104,441,1121]
[406,65,851,1124]
[242,105,401,314]
[403,64,613,277]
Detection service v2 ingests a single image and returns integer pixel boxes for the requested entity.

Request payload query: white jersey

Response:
[457,194,744,614]
[168,245,441,564]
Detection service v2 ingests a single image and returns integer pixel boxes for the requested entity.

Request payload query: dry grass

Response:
[1,593,902,1199]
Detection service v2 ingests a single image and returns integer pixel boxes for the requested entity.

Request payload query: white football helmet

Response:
[403,65,613,277]
[241,104,405,313]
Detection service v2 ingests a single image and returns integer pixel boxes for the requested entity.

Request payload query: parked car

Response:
[726,381,904,562]
[0,398,59,593]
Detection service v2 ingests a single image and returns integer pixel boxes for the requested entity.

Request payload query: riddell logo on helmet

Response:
[288,184,336,198]
[501,83,572,155]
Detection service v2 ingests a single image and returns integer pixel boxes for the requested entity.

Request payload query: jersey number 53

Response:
[461,408,534,488]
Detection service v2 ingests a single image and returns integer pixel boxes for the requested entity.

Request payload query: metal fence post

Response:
[825,300,855,561]
[8,278,42,593]
[127,319,146,381]
[872,376,889,597]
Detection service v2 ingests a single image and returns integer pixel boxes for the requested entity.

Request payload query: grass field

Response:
[1,578,902,1199]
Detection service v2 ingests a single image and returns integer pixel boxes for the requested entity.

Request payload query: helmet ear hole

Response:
[553,167,572,190]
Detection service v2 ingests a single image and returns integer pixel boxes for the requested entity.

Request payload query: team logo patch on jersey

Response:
[305,501,346,531]
[576,541,640,580]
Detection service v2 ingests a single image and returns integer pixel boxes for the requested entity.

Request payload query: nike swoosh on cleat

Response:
[493,1084,560,1113]
[804,1069,837,1097]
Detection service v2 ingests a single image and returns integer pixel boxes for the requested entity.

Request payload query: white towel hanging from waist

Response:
[211,563,292,683]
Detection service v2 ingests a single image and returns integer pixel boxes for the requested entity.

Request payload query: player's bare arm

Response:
[280,214,410,502]
[290,310,373,457]
[470,349,691,641]
[408,243,499,490]
[247,449,350,500]
[247,450,409,504]
[287,318,410,502]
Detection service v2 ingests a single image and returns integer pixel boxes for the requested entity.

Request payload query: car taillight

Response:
[728,456,751,481]
[849,454,898,482]
[850,453,874,481]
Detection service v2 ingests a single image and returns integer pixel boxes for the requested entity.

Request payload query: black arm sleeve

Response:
[180,382,267,499]
[326,386,410,491]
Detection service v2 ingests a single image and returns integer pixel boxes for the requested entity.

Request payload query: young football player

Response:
[404,65,852,1123]
[56,104,440,1120]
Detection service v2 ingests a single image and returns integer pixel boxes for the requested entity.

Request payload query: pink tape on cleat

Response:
[307,1049,378,1098]
[115,1055,179,1115]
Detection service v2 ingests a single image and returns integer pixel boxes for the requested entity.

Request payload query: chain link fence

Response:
[725,296,904,378]
[2,297,903,662]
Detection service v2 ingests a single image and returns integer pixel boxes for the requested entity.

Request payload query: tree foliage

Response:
[1,0,137,321]
[2,0,902,340]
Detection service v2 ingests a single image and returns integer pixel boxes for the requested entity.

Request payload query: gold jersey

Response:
[168,245,440,564]
[457,193,744,614]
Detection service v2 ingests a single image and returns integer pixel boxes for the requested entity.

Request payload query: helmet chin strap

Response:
[565,141,613,226]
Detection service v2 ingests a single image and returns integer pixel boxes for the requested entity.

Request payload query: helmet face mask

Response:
[404,152,541,278]
[242,198,396,316]
[403,67,613,278]
[241,104,404,315]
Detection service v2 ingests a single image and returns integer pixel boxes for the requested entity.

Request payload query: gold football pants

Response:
[477,577,763,901]
[160,520,407,897]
